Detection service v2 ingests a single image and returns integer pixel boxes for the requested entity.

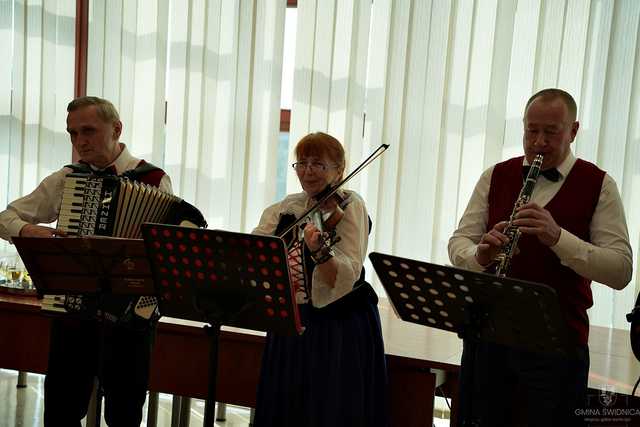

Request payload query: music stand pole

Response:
[141,225,303,427]
[91,261,126,427]
[203,322,220,426]
[93,273,109,427]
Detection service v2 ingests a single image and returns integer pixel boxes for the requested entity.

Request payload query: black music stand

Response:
[13,236,153,298]
[369,252,570,355]
[12,236,154,427]
[141,224,302,427]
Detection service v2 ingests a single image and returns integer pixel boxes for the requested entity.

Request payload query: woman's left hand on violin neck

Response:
[303,222,324,252]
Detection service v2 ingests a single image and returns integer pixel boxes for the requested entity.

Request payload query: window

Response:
[276,6,297,200]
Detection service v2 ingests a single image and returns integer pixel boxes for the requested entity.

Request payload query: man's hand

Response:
[19,224,67,238]
[512,202,561,246]
[475,221,509,266]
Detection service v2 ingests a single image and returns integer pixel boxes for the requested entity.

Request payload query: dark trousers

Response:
[458,340,589,427]
[43,317,154,427]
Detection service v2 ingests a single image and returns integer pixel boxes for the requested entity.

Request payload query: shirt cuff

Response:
[550,228,585,265]
[6,219,29,241]
[458,245,487,272]
[310,259,356,307]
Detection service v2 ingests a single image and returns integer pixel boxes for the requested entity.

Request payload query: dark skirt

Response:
[254,283,388,427]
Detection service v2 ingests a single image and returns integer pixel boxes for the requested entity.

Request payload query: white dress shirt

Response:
[253,189,369,308]
[448,151,632,290]
[0,144,173,241]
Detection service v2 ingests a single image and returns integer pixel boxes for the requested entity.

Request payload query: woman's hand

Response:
[303,222,323,252]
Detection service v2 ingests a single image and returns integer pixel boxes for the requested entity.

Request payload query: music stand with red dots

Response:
[369,252,570,355]
[141,223,302,427]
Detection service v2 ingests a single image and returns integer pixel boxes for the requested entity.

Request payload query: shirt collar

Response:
[87,143,133,175]
[556,151,576,179]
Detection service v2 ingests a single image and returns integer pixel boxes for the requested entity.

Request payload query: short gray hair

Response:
[67,96,120,123]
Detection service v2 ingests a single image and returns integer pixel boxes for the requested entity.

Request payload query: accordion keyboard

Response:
[57,175,119,237]
[57,175,89,236]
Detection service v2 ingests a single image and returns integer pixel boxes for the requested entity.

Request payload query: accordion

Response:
[57,173,180,238]
[42,173,205,324]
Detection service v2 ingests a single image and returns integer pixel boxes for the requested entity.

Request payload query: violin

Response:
[277,144,389,263]
[306,186,348,263]
[309,185,348,232]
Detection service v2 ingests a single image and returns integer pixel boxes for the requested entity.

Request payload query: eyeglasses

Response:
[291,161,336,173]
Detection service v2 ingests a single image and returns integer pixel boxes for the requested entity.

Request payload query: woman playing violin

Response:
[252,132,387,427]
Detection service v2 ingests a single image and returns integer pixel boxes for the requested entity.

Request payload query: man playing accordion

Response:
[0,96,175,426]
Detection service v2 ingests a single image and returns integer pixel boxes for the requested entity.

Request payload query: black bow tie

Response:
[522,165,560,182]
[93,165,118,176]
[79,160,117,176]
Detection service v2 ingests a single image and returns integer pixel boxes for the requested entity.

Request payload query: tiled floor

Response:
[0,369,250,427]
[0,369,450,426]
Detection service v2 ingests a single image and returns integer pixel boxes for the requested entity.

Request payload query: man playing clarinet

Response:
[448,88,632,426]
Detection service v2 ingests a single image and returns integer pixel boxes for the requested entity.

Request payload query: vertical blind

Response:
[86,0,286,232]
[0,0,75,253]
[367,0,640,328]
[288,0,371,194]
[1,0,638,330]
[293,0,639,330]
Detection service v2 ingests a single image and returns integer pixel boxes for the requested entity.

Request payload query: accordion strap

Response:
[120,161,162,181]
[64,162,98,174]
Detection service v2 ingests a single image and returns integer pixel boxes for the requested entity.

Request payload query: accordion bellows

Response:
[57,173,180,238]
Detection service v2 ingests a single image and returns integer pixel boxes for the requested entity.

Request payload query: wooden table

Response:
[2,293,639,426]
[0,294,462,426]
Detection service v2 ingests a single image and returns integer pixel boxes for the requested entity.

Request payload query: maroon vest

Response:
[487,156,605,345]
[132,160,166,188]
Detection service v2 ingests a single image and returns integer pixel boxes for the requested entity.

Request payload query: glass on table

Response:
[6,258,21,288]
[10,266,23,282]
[0,254,35,293]
[0,258,8,285]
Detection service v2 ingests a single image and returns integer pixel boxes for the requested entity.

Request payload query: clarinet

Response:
[494,154,544,277]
